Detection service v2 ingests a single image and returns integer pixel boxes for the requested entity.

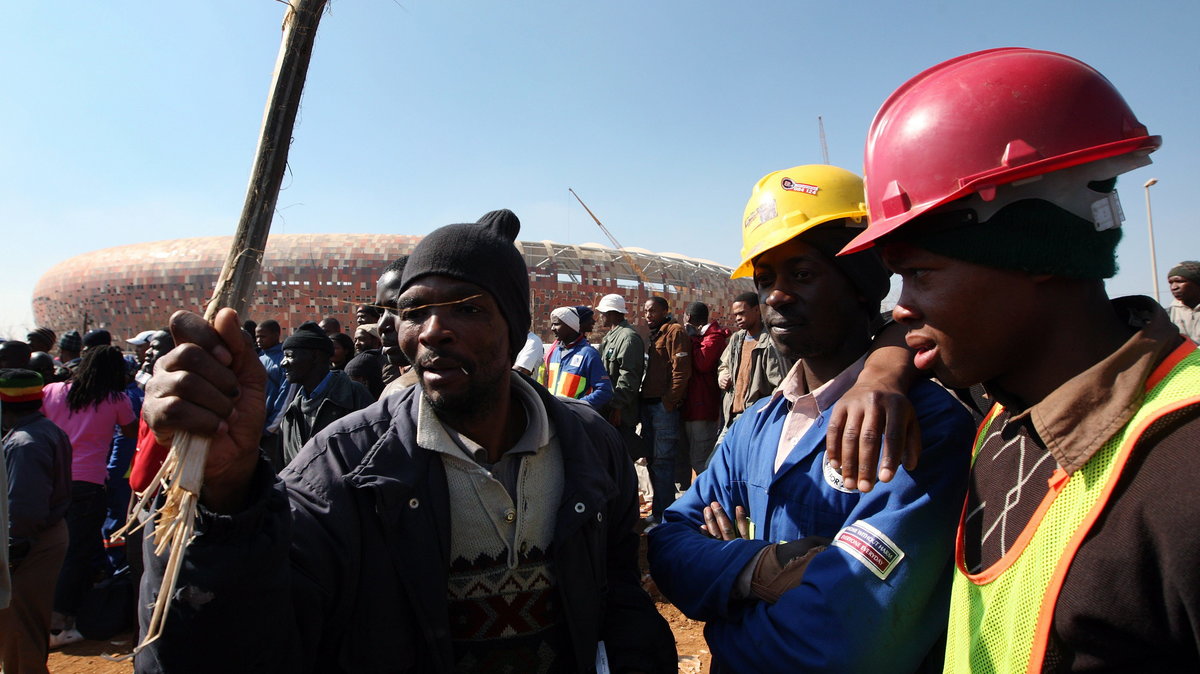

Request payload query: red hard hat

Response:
[843,48,1160,253]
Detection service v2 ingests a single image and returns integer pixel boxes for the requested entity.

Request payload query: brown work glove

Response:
[749,536,832,604]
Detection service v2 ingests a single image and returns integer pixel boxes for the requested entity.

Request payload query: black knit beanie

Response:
[344,351,384,398]
[893,199,1121,279]
[59,330,82,353]
[283,322,334,355]
[1168,261,1200,285]
[401,209,530,361]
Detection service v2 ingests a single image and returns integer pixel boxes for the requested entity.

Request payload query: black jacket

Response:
[137,378,676,673]
[279,369,375,467]
[4,412,71,548]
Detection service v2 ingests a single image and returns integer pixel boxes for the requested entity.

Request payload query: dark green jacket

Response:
[598,321,644,422]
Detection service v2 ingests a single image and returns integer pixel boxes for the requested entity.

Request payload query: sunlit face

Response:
[752,238,864,361]
[376,270,406,365]
[882,241,1039,390]
[281,347,320,385]
[144,332,174,370]
[643,301,667,329]
[397,275,511,416]
[730,300,760,333]
[1169,275,1200,308]
[354,329,381,354]
[255,325,280,350]
[356,305,381,325]
[550,316,579,345]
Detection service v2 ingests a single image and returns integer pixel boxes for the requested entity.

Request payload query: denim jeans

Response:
[639,401,680,520]
[676,419,719,491]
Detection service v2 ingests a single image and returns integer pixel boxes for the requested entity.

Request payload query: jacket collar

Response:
[1001,296,1185,474]
[345,376,616,513]
[3,410,47,439]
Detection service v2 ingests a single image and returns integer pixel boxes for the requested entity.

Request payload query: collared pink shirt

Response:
[772,356,865,473]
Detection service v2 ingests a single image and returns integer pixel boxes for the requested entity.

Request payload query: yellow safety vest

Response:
[945,342,1200,673]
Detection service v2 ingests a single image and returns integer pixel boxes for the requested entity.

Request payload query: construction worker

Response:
[842,48,1200,671]
[648,164,974,671]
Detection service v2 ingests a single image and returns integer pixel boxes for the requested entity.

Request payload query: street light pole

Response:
[1144,178,1160,304]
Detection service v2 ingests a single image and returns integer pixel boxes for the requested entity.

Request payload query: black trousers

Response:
[54,480,107,616]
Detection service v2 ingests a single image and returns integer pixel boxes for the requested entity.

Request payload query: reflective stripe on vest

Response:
[945,342,1200,673]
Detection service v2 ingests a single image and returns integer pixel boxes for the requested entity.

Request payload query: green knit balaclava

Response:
[895,198,1122,280]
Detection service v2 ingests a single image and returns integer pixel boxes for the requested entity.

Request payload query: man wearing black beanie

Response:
[274,322,372,470]
[400,209,531,362]
[137,209,677,673]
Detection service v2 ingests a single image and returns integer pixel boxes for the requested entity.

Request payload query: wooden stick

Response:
[129,0,330,655]
[207,0,330,319]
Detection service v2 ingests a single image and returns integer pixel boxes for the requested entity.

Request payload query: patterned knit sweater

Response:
[417,377,570,672]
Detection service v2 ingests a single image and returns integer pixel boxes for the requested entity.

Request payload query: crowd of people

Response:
[4,47,1200,673]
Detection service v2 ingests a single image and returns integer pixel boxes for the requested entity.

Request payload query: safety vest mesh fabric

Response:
[544,362,589,400]
[944,348,1200,673]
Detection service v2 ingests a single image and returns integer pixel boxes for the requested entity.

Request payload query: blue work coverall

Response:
[648,379,973,672]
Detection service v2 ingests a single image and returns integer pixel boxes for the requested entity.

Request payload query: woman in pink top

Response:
[41,345,136,641]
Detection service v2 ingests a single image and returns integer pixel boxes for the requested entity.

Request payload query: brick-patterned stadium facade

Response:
[33,234,751,345]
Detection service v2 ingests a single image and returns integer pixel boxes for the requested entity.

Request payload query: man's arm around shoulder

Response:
[703,381,973,672]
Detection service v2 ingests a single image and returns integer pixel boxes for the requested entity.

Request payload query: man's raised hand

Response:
[143,308,267,512]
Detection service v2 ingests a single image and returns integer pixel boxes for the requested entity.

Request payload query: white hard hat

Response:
[595,294,628,315]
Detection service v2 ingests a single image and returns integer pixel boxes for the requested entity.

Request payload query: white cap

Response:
[550,307,581,332]
[126,330,157,346]
[595,294,627,315]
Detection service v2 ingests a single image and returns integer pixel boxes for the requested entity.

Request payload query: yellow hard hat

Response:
[731,164,868,279]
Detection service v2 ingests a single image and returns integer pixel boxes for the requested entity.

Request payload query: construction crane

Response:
[568,188,654,285]
[818,115,830,164]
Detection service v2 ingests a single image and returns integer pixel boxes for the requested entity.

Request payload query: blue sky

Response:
[3,1,1197,339]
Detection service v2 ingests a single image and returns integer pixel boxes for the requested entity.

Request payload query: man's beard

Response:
[418,361,509,425]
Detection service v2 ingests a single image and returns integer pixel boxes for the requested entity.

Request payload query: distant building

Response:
[32,234,749,343]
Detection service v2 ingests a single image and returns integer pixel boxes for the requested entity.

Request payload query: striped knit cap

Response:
[1168,261,1200,285]
[0,368,45,404]
[59,330,82,353]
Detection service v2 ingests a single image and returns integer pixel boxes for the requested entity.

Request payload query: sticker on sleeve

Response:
[832,520,904,580]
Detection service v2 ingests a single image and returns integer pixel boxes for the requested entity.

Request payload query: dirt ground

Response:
[46,533,709,673]
[49,610,706,674]
[49,611,706,674]
[46,633,134,674]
